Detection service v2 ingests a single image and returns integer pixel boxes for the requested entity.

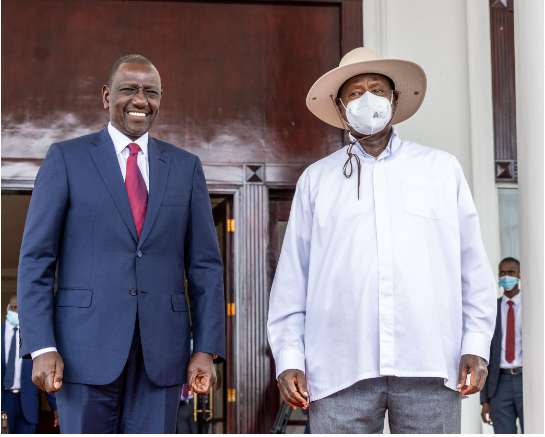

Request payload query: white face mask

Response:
[341,91,394,135]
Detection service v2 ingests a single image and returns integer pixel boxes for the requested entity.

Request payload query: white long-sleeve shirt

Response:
[30,123,149,360]
[267,127,497,402]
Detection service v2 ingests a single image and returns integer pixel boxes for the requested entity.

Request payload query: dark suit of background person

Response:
[17,56,225,433]
[2,322,57,433]
[481,258,523,434]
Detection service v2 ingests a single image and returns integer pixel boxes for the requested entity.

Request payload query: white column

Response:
[514,0,545,434]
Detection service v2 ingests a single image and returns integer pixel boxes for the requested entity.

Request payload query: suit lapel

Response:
[89,128,138,243]
[137,137,170,250]
[493,298,502,361]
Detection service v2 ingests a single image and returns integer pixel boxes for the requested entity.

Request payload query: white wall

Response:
[514,0,545,434]
[363,0,499,433]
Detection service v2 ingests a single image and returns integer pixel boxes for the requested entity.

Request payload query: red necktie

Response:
[505,300,515,363]
[125,143,147,239]
[182,383,189,399]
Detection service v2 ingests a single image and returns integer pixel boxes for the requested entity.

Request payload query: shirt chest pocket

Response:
[402,178,444,220]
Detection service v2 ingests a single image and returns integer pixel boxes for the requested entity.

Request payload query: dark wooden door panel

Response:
[2,0,341,167]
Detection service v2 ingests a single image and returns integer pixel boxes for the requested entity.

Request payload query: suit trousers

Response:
[489,373,523,434]
[1,392,36,434]
[309,376,461,434]
[56,315,182,433]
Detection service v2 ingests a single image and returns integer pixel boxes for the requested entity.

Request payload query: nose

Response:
[132,88,147,108]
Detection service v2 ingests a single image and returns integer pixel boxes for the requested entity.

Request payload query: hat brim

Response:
[306,59,427,129]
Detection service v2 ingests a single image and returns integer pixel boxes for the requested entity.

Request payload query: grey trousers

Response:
[309,377,461,434]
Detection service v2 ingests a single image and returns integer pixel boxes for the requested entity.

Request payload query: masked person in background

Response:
[267,48,497,434]
[2,294,58,433]
[481,258,524,434]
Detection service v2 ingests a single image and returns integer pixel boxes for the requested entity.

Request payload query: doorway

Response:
[267,189,308,433]
[1,192,235,434]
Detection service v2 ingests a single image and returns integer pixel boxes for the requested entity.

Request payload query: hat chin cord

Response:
[329,94,398,200]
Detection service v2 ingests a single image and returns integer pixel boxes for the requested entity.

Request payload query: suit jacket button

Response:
[130,289,137,296]
[137,250,143,258]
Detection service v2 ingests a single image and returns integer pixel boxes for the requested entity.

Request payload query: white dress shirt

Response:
[108,122,150,192]
[31,123,150,360]
[4,320,22,390]
[267,127,497,401]
[500,291,522,368]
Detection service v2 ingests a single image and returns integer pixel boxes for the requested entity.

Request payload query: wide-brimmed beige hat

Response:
[306,47,427,128]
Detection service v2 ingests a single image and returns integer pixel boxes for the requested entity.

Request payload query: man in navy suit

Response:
[480,257,523,434]
[2,294,58,433]
[17,54,226,433]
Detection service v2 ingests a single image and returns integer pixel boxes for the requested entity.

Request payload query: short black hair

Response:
[337,73,396,99]
[500,257,520,267]
[107,54,157,88]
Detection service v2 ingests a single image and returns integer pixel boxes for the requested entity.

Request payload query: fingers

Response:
[187,371,196,396]
[460,369,475,396]
[44,371,56,394]
[296,372,309,398]
[54,358,64,391]
[457,362,468,392]
[32,373,45,392]
[279,375,308,409]
[193,375,211,395]
[465,367,487,396]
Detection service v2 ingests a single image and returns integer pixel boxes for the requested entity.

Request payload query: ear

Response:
[392,91,400,107]
[102,85,110,109]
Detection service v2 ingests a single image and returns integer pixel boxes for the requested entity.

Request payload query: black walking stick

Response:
[270,400,293,434]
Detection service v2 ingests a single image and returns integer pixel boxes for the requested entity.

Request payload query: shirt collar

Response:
[107,122,149,158]
[5,319,14,330]
[502,290,521,305]
[349,126,401,160]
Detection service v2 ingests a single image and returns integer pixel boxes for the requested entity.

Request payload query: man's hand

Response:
[53,410,59,428]
[457,354,488,396]
[481,402,493,425]
[187,352,216,396]
[32,351,64,393]
[277,369,309,410]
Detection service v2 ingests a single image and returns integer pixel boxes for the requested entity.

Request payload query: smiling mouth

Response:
[128,111,147,118]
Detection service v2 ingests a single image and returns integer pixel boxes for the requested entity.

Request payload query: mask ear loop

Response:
[330,94,361,200]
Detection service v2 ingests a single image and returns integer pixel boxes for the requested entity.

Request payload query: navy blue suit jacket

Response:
[1,323,57,424]
[481,298,502,404]
[18,127,225,387]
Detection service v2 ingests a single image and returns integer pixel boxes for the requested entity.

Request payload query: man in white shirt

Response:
[481,258,523,433]
[267,47,497,433]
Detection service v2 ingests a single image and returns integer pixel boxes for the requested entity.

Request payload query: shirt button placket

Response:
[373,157,395,375]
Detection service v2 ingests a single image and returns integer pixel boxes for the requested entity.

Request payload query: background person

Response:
[481,257,523,433]
[177,383,197,434]
[17,54,225,433]
[2,294,58,434]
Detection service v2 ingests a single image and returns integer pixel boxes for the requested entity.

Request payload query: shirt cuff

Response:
[31,347,57,360]
[461,332,491,364]
[275,348,306,380]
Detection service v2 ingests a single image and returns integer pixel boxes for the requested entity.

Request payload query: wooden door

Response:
[210,196,235,433]
[266,189,295,430]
